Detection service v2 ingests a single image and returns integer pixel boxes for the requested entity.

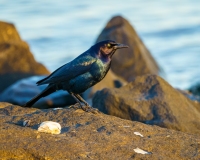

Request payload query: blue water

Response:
[0,0,200,89]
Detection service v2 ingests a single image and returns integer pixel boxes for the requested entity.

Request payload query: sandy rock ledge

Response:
[0,103,200,159]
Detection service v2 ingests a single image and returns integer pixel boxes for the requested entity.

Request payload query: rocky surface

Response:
[0,21,49,92]
[96,16,161,82]
[0,18,200,159]
[93,74,200,134]
[0,21,21,43]
[0,102,200,159]
[0,76,76,108]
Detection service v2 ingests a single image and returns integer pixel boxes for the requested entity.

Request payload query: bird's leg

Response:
[69,92,99,113]
[74,93,99,113]
[74,94,90,106]
[69,93,82,109]
[69,92,89,111]
[72,93,90,112]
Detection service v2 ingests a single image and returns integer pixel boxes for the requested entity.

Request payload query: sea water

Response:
[0,0,200,89]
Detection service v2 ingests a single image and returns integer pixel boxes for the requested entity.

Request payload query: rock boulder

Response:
[93,74,200,134]
[0,21,21,43]
[0,103,199,159]
[0,21,49,92]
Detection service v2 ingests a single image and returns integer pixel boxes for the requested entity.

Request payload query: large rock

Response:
[0,21,50,92]
[0,76,76,108]
[96,16,161,81]
[0,42,49,75]
[93,74,200,134]
[0,21,21,43]
[0,103,200,159]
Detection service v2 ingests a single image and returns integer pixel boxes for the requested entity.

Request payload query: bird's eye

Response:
[107,43,112,48]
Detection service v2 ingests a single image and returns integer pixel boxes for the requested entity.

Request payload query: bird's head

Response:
[92,40,128,60]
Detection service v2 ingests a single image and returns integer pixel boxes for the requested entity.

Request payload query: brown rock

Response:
[0,21,21,43]
[0,42,49,74]
[93,74,200,134]
[0,21,50,92]
[0,103,200,159]
[96,16,161,81]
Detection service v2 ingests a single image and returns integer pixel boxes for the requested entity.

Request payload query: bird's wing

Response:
[37,55,97,85]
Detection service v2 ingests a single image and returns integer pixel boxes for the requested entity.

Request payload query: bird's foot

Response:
[81,105,99,114]
[69,103,99,114]
[69,103,81,110]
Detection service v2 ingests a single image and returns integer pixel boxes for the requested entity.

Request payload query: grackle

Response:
[24,40,128,112]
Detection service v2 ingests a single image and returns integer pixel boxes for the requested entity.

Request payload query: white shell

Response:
[38,121,61,134]
[134,147,151,155]
[134,132,144,137]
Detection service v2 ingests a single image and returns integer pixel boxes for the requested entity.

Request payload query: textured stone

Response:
[93,74,200,134]
[0,103,199,159]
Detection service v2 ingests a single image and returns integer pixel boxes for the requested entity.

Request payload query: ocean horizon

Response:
[0,0,200,89]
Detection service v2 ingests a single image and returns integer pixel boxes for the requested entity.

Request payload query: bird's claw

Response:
[81,105,99,114]
[69,103,99,114]
[69,103,81,110]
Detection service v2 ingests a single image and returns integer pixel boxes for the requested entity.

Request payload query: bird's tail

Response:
[24,85,56,107]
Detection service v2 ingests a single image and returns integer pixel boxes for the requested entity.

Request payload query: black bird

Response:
[24,40,128,111]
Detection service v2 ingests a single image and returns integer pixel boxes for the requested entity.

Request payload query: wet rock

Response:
[93,74,200,134]
[0,21,50,92]
[0,76,76,108]
[96,16,161,82]
[0,103,199,159]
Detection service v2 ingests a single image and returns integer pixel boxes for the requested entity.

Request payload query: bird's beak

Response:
[114,43,129,49]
